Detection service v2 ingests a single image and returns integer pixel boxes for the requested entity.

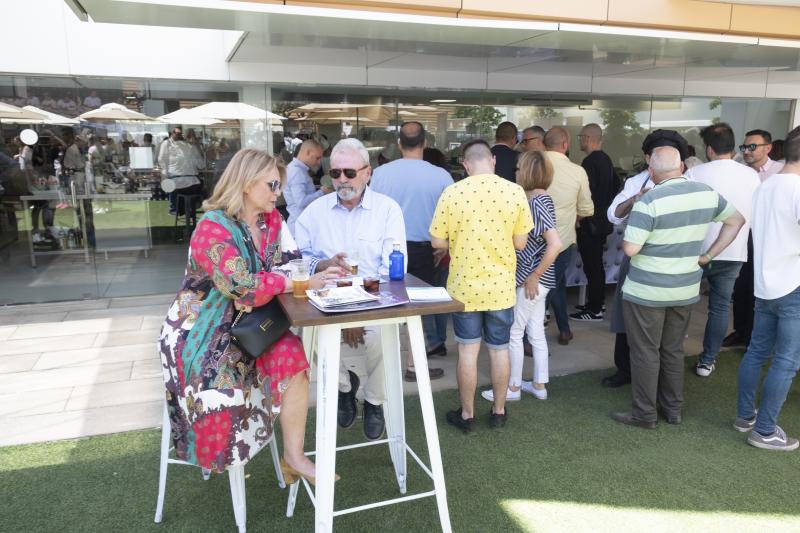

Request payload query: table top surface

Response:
[277,273,464,327]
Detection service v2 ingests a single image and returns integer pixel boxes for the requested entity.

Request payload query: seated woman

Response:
[159,148,343,482]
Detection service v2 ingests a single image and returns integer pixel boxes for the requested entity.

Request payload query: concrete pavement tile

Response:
[65,377,164,411]
[33,344,157,370]
[0,333,97,356]
[0,326,17,340]
[141,316,164,330]
[65,304,166,322]
[0,362,132,394]
[11,316,144,340]
[94,328,160,348]
[0,387,72,417]
[0,312,68,326]
[108,294,174,308]
[0,299,108,316]
[0,400,163,446]
[0,353,41,374]
[131,358,164,381]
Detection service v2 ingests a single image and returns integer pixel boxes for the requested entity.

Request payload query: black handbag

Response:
[229,221,291,359]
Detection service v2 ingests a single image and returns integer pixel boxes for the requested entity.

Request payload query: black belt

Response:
[407,241,431,246]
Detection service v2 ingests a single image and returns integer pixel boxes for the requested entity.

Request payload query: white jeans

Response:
[509,284,550,387]
[338,325,385,405]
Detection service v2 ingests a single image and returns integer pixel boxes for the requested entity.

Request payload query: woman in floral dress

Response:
[159,149,342,479]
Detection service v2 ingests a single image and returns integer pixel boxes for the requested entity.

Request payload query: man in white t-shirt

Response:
[735,125,800,452]
[686,123,759,378]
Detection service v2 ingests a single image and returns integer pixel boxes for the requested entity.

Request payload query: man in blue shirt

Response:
[284,139,331,235]
[295,138,406,441]
[372,122,453,381]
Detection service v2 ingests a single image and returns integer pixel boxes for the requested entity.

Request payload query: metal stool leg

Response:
[269,435,286,489]
[154,405,171,523]
[228,464,247,533]
[381,323,407,494]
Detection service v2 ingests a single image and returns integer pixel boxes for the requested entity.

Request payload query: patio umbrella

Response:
[78,102,157,122]
[158,108,223,126]
[18,105,80,125]
[186,102,285,122]
[0,102,49,123]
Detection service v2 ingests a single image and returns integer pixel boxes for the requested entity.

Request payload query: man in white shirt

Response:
[735,126,800,452]
[83,91,102,109]
[157,126,204,215]
[295,138,406,441]
[284,139,331,234]
[686,124,758,378]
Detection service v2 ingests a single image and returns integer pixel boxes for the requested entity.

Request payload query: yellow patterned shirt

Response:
[430,173,533,312]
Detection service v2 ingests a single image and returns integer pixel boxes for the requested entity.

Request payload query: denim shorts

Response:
[452,307,514,349]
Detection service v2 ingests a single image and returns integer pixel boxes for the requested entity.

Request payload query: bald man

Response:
[285,139,332,233]
[544,127,594,345]
[571,123,619,322]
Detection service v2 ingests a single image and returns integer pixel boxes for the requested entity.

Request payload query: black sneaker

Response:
[575,304,606,313]
[445,408,475,434]
[337,370,360,429]
[426,344,447,357]
[363,401,385,441]
[570,310,604,321]
[488,408,507,429]
[721,331,748,348]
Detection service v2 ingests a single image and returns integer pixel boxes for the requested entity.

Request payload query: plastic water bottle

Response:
[389,243,405,281]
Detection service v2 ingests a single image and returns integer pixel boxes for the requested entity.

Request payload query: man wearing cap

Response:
[611,145,744,429]
[601,130,685,388]
[284,139,331,235]
[371,121,453,381]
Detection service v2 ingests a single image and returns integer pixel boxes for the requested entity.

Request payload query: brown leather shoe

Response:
[404,367,445,382]
[610,411,656,429]
[558,331,574,346]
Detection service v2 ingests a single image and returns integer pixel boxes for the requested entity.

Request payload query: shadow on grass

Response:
[1,350,799,532]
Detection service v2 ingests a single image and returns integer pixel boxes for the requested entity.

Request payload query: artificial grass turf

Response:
[2,351,799,533]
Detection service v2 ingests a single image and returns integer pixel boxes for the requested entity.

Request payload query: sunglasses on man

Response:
[739,143,769,152]
[329,165,369,179]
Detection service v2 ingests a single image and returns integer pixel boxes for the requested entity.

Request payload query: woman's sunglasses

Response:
[267,180,282,192]
[330,165,369,179]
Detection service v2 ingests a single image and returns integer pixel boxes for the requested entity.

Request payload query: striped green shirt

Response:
[622,177,735,307]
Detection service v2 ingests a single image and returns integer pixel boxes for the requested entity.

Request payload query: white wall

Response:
[0,0,239,81]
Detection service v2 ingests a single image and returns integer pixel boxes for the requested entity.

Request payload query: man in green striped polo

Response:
[611,146,745,429]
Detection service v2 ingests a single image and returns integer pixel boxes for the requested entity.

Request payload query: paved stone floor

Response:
[0,288,707,447]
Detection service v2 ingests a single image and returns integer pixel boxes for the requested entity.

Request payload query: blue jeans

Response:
[737,285,800,435]
[424,266,450,349]
[546,244,574,334]
[699,261,743,365]
[453,307,514,349]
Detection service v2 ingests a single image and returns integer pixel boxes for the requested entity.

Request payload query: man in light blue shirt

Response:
[371,121,453,380]
[294,138,406,441]
[284,139,331,234]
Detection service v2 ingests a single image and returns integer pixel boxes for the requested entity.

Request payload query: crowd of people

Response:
[158,117,800,485]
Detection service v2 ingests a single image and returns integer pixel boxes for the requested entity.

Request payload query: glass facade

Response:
[0,74,792,304]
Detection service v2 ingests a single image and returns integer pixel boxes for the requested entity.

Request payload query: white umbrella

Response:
[188,101,285,122]
[79,102,157,122]
[0,102,49,123]
[18,105,80,125]
[158,108,223,126]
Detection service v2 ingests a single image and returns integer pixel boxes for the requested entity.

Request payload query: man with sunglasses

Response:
[723,130,785,350]
[371,121,453,381]
[294,138,406,441]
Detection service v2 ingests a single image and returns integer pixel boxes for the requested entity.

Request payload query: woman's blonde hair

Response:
[202,148,286,218]
[516,150,553,191]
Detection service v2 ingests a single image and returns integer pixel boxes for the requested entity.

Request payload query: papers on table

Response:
[307,286,378,308]
[406,287,452,302]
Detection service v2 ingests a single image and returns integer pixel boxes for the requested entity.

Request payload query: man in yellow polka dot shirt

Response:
[430,139,533,432]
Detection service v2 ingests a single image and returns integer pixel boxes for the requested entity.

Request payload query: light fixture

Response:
[430,99,457,103]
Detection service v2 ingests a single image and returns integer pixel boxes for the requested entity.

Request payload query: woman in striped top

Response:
[483,150,562,402]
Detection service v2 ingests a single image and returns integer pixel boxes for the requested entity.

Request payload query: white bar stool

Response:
[153,403,286,533]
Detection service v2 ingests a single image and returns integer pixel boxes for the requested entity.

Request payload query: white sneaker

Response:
[521,381,548,400]
[481,387,521,402]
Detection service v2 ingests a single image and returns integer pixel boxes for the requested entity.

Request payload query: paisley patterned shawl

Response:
[181,209,268,384]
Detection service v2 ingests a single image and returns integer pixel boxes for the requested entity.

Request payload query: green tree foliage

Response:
[453,106,506,136]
